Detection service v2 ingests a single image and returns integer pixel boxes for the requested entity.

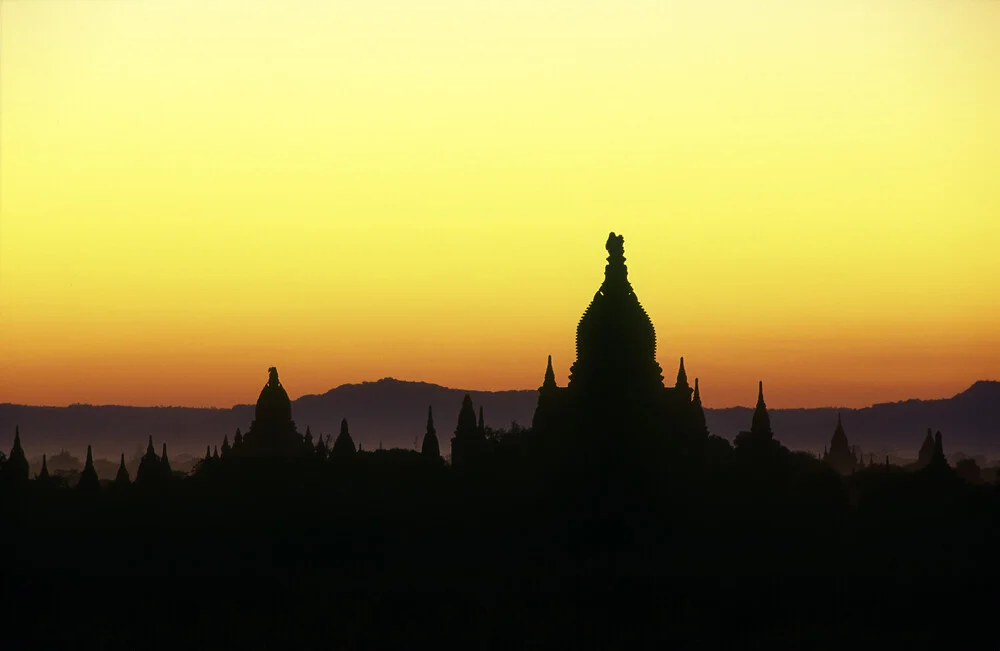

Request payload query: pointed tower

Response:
[213,445,219,460]
[532,355,566,435]
[331,418,356,460]
[691,378,708,437]
[315,430,329,459]
[4,426,30,483]
[232,427,243,453]
[115,454,131,487]
[750,382,773,439]
[304,426,314,449]
[734,381,776,451]
[77,445,100,492]
[221,434,231,458]
[675,357,690,392]
[916,428,936,469]
[826,412,856,476]
[421,406,441,460]
[926,430,950,472]
[38,454,50,482]
[451,394,485,467]
[205,446,212,461]
[478,406,486,437]
[135,435,161,485]
[161,443,172,477]
[542,355,557,390]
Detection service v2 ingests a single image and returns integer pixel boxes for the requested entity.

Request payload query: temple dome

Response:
[255,367,292,428]
[569,233,662,391]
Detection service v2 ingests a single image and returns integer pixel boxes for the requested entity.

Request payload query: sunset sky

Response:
[1,0,997,409]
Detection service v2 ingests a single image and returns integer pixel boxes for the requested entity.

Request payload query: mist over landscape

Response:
[3,378,998,470]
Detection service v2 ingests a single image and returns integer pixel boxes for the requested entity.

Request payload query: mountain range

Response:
[1,379,998,464]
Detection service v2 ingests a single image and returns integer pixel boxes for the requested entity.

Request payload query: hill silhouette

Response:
[2,378,998,460]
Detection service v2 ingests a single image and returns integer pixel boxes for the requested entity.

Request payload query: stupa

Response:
[240,367,306,457]
[532,233,706,454]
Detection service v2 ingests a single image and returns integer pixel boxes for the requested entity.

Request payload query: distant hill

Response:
[1,379,998,462]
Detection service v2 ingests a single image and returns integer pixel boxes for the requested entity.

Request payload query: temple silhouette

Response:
[532,233,708,463]
[0,231,989,648]
[240,366,306,456]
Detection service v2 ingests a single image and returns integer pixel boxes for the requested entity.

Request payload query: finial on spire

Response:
[757,381,765,404]
[268,367,279,386]
[606,232,624,257]
[693,377,701,402]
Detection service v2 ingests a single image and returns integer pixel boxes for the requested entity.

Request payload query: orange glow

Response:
[1,1,998,408]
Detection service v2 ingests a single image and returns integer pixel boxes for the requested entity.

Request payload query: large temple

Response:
[239,367,308,457]
[532,233,707,455]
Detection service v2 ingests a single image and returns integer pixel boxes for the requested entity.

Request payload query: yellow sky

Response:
[1,0,998,408]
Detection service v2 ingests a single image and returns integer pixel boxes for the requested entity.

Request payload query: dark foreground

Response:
[3,453,999,648]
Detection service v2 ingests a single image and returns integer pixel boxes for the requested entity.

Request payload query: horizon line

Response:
[2,376,993,412]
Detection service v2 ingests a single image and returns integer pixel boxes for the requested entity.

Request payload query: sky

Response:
[1,0,998,409]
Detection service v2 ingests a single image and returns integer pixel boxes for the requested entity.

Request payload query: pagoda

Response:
[532,233,707,456]
[239,367,307,457]
[822,413,857,475]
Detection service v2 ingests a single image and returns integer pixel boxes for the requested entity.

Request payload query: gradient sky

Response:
[1,0,998,409]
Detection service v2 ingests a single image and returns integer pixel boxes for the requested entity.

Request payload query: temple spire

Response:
[542,355,557,389]
[451,394,485,467]
[917,427,936,468]
[478,406,485,435]
[332,418,356,459]
[421,405,441,460]
[750,381,772,438]
[675,357,689,391]
[77,445,100,492]
[5,425,29,482]
[601,232,630,295]
[691,378,708,436]
[927,430,950,471]
[38,454,50,481]
[115,454,131,486]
